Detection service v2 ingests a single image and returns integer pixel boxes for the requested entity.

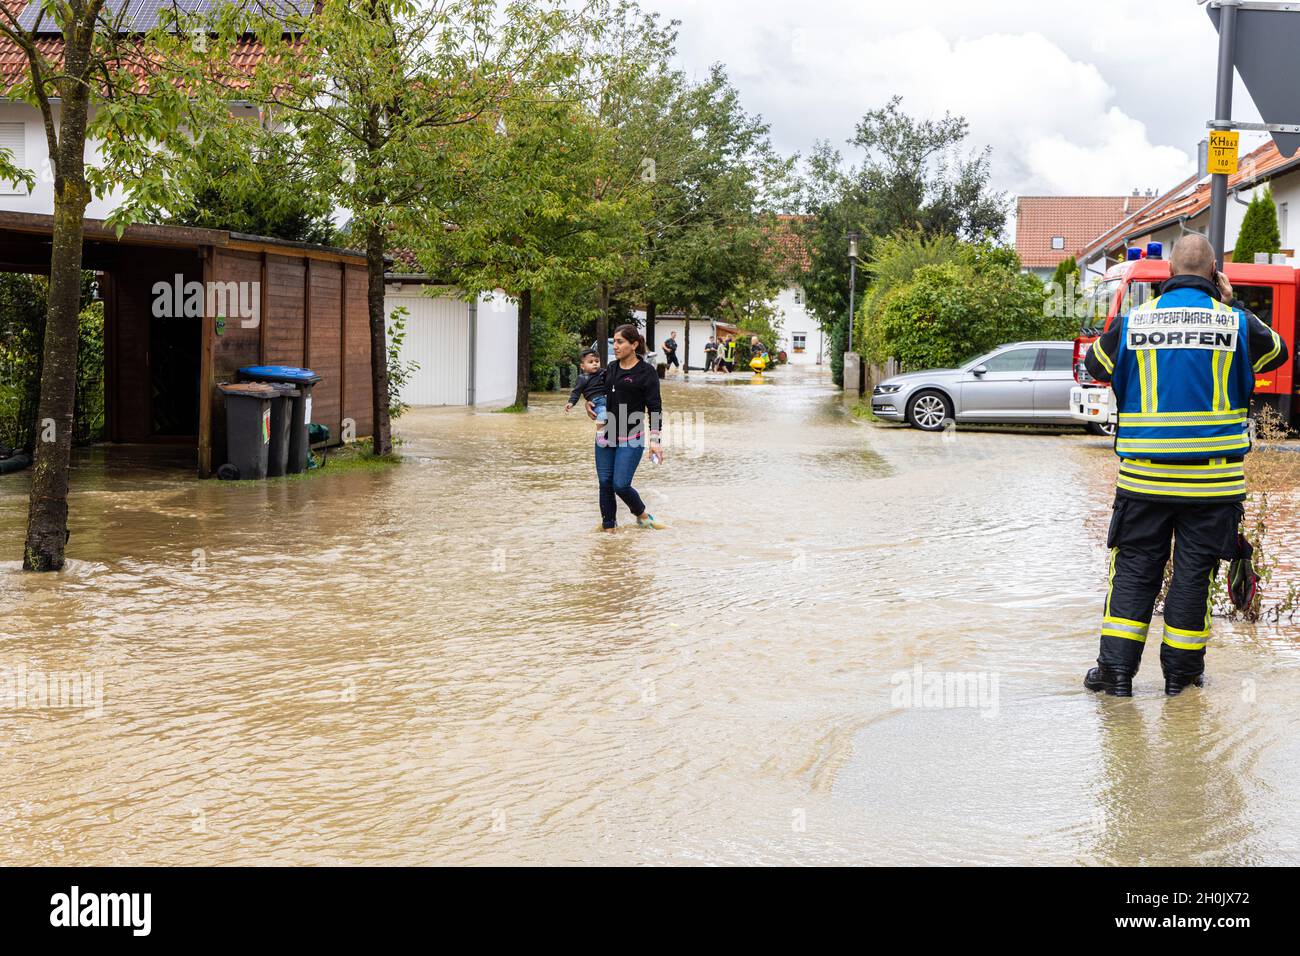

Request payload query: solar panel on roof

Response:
[14,0,312,34]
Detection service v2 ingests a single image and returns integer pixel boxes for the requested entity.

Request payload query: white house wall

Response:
[648,284,826,369]
[1,101,126,217]
[652,318,717,370]
[772,285,826,365]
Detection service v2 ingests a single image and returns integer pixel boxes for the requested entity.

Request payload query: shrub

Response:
[1,273,106,450]
[1232,188,1281,264]
[386,306,418,421]
[0,273,46,451]
[75,300,105,443]
[864,251,1076,370]
[856,230,972,353]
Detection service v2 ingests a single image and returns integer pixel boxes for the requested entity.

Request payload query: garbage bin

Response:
[264,383,301,478]
[217,382,279,480]
[238,366,323,475]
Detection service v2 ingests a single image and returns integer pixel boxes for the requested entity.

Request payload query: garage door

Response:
[389,293,470,406]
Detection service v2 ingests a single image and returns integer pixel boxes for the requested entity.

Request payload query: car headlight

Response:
[873,384,902,395]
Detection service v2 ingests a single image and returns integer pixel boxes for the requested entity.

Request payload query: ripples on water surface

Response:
[1,365,1297,864]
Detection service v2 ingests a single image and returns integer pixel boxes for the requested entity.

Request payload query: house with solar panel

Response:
[0,1,520,477]
[0,0,298,218]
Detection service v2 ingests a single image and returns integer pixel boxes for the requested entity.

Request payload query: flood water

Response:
[2,364,1299,865]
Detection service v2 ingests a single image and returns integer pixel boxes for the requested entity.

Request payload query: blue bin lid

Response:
[238,365,322,385]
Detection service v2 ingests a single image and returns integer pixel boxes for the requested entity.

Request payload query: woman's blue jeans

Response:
[595,441,646,528]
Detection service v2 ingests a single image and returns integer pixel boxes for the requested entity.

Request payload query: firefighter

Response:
[720,335,736,372]
[1082,234,1288,697]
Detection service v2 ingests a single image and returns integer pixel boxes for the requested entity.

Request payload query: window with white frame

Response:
[793,287,803,304]
[1050,236,1065,250]
[792,332,806,352]
[0,123,28,195]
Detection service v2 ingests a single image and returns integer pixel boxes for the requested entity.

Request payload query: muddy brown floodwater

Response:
[2,364,1299,865]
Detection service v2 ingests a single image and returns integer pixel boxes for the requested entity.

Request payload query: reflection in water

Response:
[0,365,1297,864]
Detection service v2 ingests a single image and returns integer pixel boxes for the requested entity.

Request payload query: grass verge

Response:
[221,438,402,484]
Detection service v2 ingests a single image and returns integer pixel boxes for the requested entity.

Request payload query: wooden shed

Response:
[0,211,373,477]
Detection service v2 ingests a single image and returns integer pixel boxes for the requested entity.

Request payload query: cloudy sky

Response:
[645,0,1271,200]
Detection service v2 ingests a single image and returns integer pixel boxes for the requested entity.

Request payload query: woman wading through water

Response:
[589,324,666,531]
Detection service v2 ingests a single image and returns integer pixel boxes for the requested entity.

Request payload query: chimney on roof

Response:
[1132,188,1141,196]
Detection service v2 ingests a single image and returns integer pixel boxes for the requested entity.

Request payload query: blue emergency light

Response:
[1147,242,1163,260]
[1126,247,1143,261]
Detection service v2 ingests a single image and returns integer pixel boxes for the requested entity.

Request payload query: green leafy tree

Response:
[404,10,645,409]
[796,97,1007,386]
[0,2,256,570]
[1232,188,1282,263]
[241,0,584,446]
[638,63,794,344]
[156,134,338,244]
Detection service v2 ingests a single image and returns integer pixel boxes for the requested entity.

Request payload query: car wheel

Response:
[907,390,953,432]
[1085,421,1116,437]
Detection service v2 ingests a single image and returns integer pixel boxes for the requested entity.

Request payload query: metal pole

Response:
[847,256,857,351]
[1209,0,1241,268]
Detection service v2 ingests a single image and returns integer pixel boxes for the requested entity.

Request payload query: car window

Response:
[982,348,1039,372]
[1040,348,1073,372]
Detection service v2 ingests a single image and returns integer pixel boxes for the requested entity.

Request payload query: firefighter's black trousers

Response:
[1099,494,1243,683]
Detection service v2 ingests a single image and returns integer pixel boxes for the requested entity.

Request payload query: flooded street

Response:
[2,364,1299,865]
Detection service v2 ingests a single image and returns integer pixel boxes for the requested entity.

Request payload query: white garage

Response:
[384,283,518,408]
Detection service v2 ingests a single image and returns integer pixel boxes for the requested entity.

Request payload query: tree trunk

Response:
[683,314,690,379]
[645,299,656,350]
[23,35,94,572]
[365,219,393,456]
[597,283,609,365]
[515,288,532,408]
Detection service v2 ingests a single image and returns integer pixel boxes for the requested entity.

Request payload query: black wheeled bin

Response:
[237,366,323,474]
[263,383,301,477]
[217,382,279,480]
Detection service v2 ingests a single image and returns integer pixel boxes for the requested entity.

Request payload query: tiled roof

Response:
[768,213,812,274]
[1014,195,1134,268]
[0,2,299,94]
[1075,176,1198,261]
[1075,141,1300,263]
[1123,140,1299,239]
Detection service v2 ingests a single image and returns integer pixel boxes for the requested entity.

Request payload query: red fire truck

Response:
[1068,243,1298,434]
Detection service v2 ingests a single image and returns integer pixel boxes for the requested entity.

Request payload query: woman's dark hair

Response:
[613,323,646,357]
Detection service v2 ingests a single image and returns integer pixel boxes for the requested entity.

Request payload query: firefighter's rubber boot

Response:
[1164,673,1204,697]
[1084,664,1133,697]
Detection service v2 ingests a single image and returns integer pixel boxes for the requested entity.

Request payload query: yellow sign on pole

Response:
[1208,129,1239,175]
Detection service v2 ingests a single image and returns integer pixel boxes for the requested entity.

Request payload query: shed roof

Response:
[0,209,367,273]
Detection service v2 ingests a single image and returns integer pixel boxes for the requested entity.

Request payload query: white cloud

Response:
[646,0,1249,198]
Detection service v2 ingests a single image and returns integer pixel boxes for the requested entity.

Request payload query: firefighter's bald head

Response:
[1170,234,1216,279]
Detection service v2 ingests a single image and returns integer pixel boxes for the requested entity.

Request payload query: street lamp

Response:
[846,231,860,353]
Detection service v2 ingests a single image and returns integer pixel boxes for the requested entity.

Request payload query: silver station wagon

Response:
[870,341,1084,431]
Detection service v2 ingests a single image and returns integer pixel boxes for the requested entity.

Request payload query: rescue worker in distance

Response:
[1082,234,1288,697]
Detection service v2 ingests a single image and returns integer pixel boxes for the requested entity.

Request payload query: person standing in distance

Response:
[662,330,680,374]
